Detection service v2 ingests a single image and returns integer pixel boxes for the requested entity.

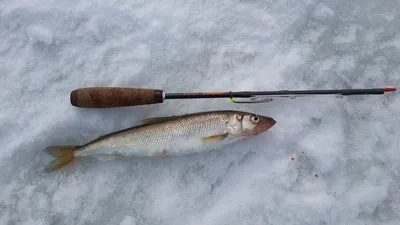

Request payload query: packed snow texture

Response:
[1,0,400,224]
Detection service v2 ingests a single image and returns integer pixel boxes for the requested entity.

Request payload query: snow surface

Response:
[1,0,400,224]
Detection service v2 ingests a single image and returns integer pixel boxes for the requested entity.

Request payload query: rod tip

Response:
[384,88,397,92]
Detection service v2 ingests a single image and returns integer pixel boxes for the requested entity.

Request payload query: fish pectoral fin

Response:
[201,134,229,143]
[140,115,180,124]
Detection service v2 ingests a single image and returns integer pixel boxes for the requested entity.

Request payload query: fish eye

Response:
[251,116,259,123]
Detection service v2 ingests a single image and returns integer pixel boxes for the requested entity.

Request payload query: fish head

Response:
[228,112,276,137]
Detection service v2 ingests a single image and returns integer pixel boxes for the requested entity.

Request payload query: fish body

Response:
[44,110,276,172]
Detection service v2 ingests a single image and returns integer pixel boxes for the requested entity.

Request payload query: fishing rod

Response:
[69,87,397,108]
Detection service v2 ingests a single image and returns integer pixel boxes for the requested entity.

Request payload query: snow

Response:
[25,25,54,45]
[1,0,400,224]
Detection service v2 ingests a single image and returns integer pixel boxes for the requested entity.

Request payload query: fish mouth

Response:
[251,116,276,135]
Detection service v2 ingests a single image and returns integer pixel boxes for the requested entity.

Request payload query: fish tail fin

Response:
[44,145,80,172]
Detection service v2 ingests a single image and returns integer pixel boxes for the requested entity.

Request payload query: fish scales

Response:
[43,110,276,172]
[76,112,230,157]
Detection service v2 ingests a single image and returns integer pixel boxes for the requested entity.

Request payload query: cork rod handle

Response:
[70,87,164,108]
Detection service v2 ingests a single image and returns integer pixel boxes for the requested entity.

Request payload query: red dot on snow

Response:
[315,174,318,178]
[291,157,294,160]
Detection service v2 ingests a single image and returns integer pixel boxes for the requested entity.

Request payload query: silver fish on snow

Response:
[44,110,276,172]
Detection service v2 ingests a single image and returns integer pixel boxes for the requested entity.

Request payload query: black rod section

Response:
[164,88,395,99]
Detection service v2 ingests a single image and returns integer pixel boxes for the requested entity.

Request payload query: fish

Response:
[44,110,276,172]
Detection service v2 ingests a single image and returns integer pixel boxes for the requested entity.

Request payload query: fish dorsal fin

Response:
[201,134,228,143]
[140,115,181,124]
